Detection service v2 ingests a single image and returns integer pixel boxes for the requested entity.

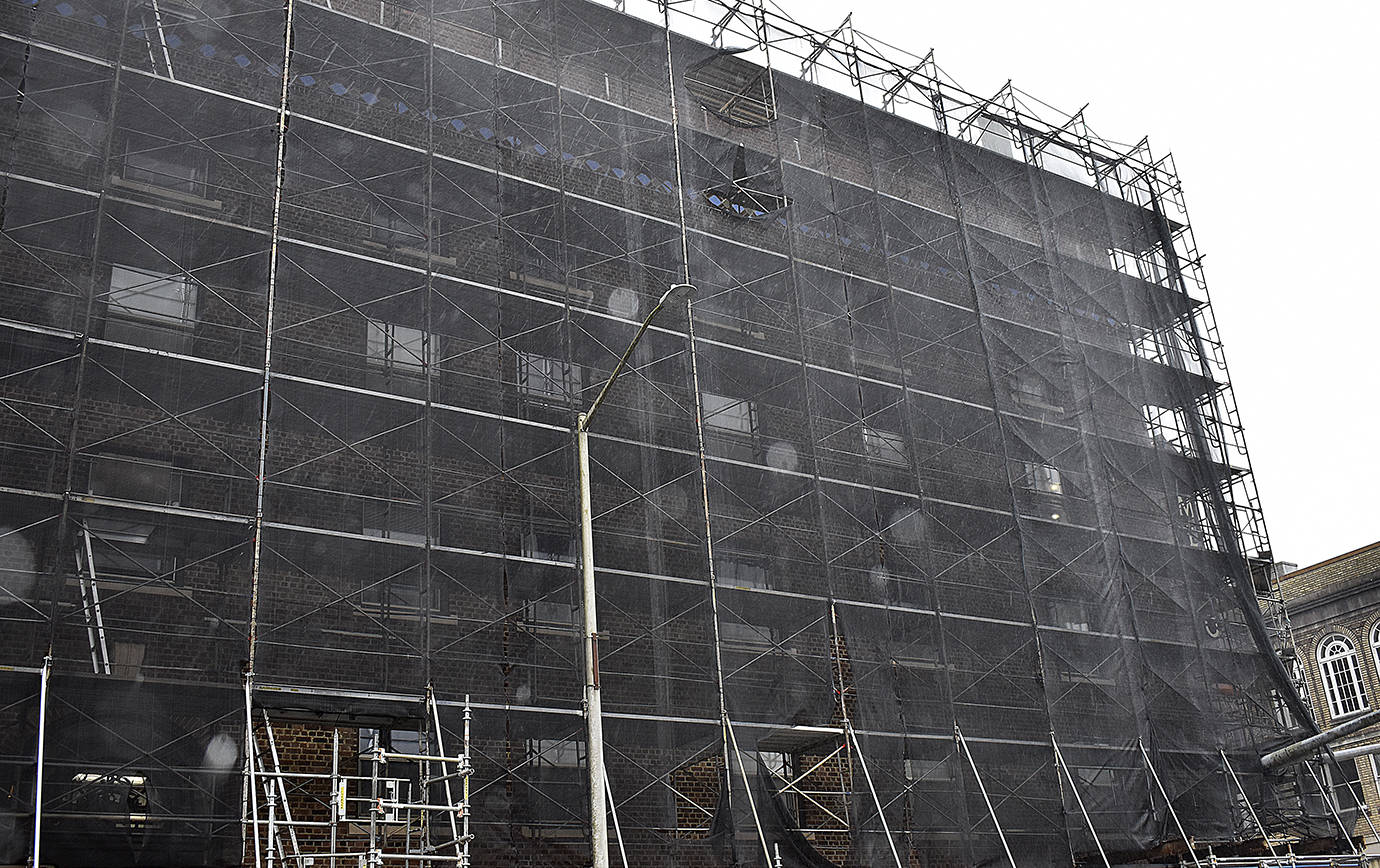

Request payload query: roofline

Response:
[1282,540,1380,580]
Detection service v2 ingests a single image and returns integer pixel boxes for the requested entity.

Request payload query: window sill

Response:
[109,175,222,210]
[1329,707,1373,724]
[361,239,458,268]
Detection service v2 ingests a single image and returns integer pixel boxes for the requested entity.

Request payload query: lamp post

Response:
[577,282,692,868]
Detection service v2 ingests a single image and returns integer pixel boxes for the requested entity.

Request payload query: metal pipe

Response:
[264,773,278,868]
[329,728,339,868]
[462,695,471,868]
[955,725,1017,868]
[368,743,381,868]
[1304,761,1361,855]
[1051,733,1111,868]
[845,721,905,868]
[27,655,50,868]
[245,676,262,868]
[725,716,774,868]
[577,415,610,868]
[1332,741,1380,763]
[380,750,464,764]
[261,712,301,861]
[1262,711,1380,769]
[1137,739,1202,868]
[604,766,629,868]
[1221,750,1277,857]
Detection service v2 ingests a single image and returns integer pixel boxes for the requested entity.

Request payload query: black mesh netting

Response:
[0,0,1354,864]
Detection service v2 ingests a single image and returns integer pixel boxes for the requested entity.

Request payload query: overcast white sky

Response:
[756,0,1379,568]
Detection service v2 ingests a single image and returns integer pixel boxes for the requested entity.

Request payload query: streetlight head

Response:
[659,282,695,307]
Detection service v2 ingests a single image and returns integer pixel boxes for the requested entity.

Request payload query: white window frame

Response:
[121,133,209,198]
[701,392,757,435]
[362,499,427,545]
[1010,371,1061,412]
[522,599,575,632]
[1022,461,1062,494]
[1143,404,1197,457]
[518,352,578,403]
[527,737,583,769]
[84,454,179,581]
[719,619,774,652]
[714,557,768,589]
[367,201,432,250]
[1318,634,1370,720]
[108,264,197,334]
[1369,622,1380,712]
[862,426,908,466]
[366,319,433,375]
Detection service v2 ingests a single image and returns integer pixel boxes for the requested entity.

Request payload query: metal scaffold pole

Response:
[1137,739,1202,868]
[245,675,262,868]
[1050,733,1111,868]
[26,655,51,868]
[1304,761,1363,855]
[1219,749,1278,858]
[955,724,1017,868]
[330,728,340,868]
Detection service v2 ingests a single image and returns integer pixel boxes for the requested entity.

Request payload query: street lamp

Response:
[577,281,693,868]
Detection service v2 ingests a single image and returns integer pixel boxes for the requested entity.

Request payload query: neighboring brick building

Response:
[1279,541,1380,851]
[0,0,1353,864]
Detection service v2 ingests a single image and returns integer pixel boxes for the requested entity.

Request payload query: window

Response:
[522,599,575,632]
[369,203,424,248]
[1318,634,1369,719]
[904,756,957,785]
[362,576,434,613]
[84,455,180,580]
[1010,372,1060,411]
[1047,600,1091,633]
[714,557,768,589]
[701,392,756,435]
[528,737,582,768]
[1369,623,1380,710]
[121,132,208,198]
[518,352,579,404]
[1128,320,1205,375]
[863,426,907,466]
[520,526,574,563]
[366,320,432,376]
[1144,404,1197,457]
[758,750,796,814]
[106,264,197,351]
[356,727,419,822]
[523,737,586,830]
[363,499,427,544]
[719,619,774,651]
[1022,462,1062,494]
[1108,246,1169,287]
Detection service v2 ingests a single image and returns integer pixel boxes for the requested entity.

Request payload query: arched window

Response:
[1369,623,1380,697]
[1318,634,1369,719]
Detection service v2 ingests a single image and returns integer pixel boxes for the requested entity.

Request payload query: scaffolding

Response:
[245,688,473,867]
[0,0,1361,864]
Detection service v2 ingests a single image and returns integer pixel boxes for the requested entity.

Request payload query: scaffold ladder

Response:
[74,524,110,676]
